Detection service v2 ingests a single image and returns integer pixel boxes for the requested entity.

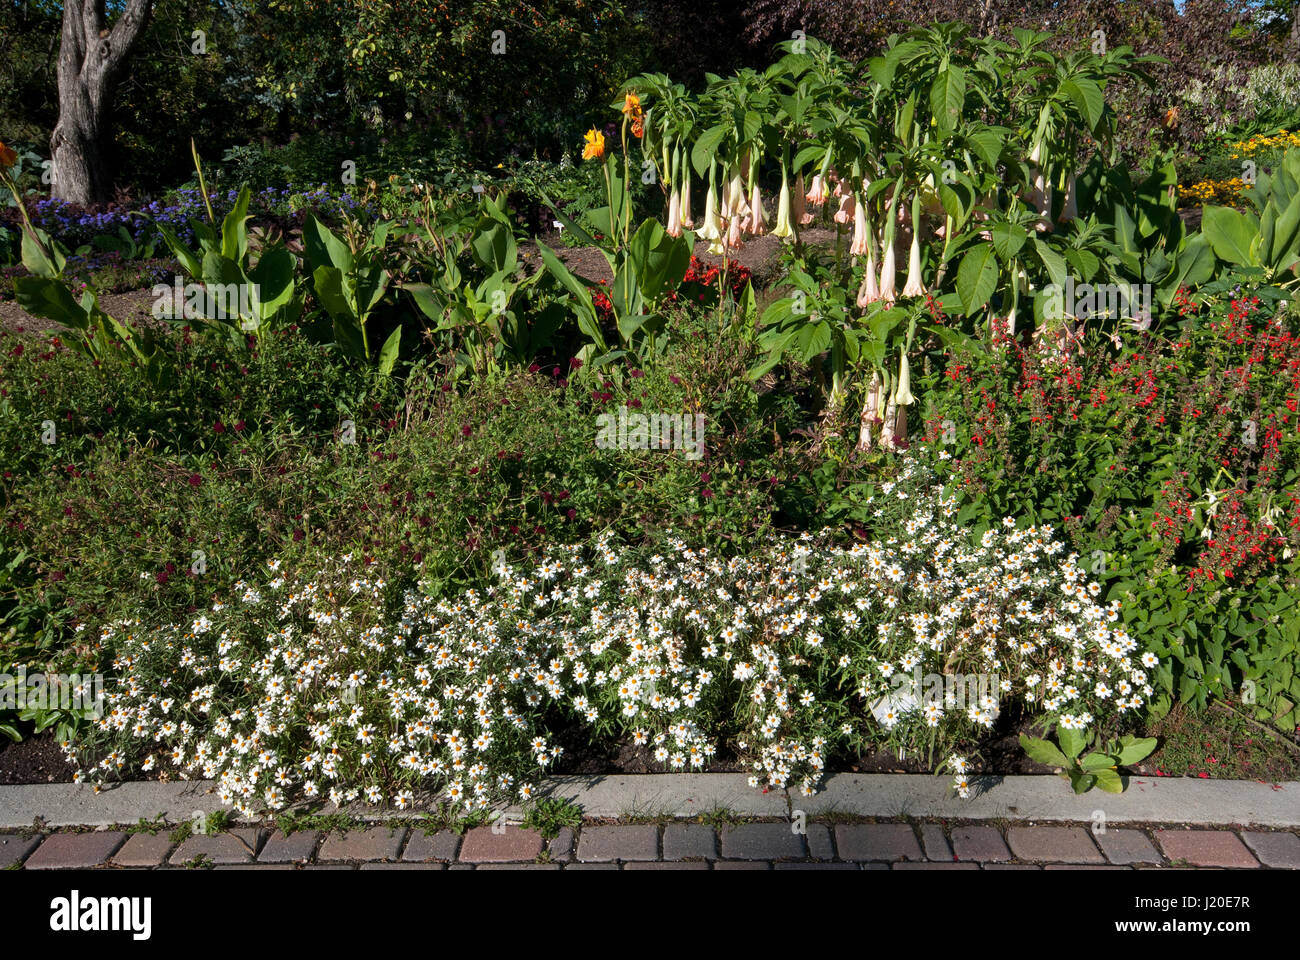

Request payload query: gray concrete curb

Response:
[2,774,1298,829]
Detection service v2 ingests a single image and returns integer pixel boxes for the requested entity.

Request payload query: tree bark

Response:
[51,0,153,204]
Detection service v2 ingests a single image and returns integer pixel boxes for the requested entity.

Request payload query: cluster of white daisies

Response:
[66,459,1155,813]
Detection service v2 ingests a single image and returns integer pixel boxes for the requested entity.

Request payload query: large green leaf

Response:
[536,241,607,352]
[470,215,517,274]
[1202,205,1260,267]
[691,125,727,178]
[930,66,966,134]
[312,265,355,322]
[989,221,1027,260]
[13,276,89,330]
[956,244,998,316]
[249,245,297,318]
[376,326,402,376]
[302,216,354,275]
[220,186,252,263]
[1060,76,1104,131]
[1019,734,1068,768]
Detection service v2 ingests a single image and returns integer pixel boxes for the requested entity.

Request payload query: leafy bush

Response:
[918,294,1300,731]
[67,453,1152,813]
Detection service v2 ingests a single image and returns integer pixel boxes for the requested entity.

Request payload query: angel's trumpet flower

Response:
[856,247,880,307]
[850,194,869,256]
[771,171,794,239]
[901,198,926,298]
[806,174,829,207]
[680,171,694,228]
[698,170,721,242]
[666,188,682,237]
[748,183,767,236]
[895,351,914,406]
[856,369,883,452]
[834,193,855,224]
[878,231,897,303]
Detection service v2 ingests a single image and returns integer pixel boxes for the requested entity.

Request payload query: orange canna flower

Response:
[0,141,16,169]
[631,117,644,139]
[582,128,606,160]
[622,91,643,120]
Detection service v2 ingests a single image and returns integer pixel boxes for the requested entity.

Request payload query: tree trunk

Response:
[51,0,153,204]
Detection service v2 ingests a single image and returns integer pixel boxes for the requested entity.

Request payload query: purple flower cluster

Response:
[30,184,373,251]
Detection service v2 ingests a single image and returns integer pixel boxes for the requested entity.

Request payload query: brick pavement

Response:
[6,820,1298,869]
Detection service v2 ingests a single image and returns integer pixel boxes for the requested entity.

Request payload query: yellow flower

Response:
[582,128,605,161]
[622,91,643,120]
[0,141,16,169]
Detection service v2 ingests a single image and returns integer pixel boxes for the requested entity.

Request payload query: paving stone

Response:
[563,863,620,870]
[1044,864,1129,870]
[111,833,174,867]
[919,824,953,861]
[951,826,1011,862]
[258,830,320,864]
[402,830,460,863]
[576,824,659,862]
[447,864,476,870]
[1240,832,1300,869]
[474,863,563,870]
[168,833,253,866]
[720,822,806,861]
[982,864,1041,870]
[775,862,860,870]
[26,832,126,869]
[804,824,835,860]
[834,823,923,862]
[662,823,717,860]
[1156,830,1259,869]
[1006,826,1103,864]
[712,860,771,870]
[1095,829,1162,866]
[0,834,42,868]
[892,861,980,870]
[229,827,264,856]
[317,826,407,863]
[214,864,295,870]
[458,825,544,863]
[360,862,447,870]
[625,861,710,870]
[547,828,575,863]
[302,864,355,870]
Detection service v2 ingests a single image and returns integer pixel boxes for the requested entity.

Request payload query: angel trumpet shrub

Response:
[771,172,794,239]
